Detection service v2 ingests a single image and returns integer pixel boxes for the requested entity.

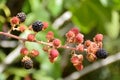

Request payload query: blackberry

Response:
[22,59,33,69]
[16,12,26,22]
[96,48,108,59]
[32,21,43,32]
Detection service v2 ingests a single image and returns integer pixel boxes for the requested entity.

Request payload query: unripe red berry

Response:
[42,22,48,30]
[70,27,79,35]
[30,49,39,57]
[84,40,92,47]
[71,55,80,65]
[49,49,59,58]
[42,46,49,52]
[75,33,84,43]
[20,48,29,55]
[96,42,103,48]
[10,17,20,25]
[46,31,54,41]
[71,54,84,71]
[19,25,26,32]
[49,49,59,63]
[75,63,83,71]
[49,56,58,63]
[76,44,84,52]
[71,54,83,65]
[52,39,61,47]
[66,30,75,38]
[27,34,35,41]
[94,34,103,42]
[87,42,98,54]
[77,54,84,61]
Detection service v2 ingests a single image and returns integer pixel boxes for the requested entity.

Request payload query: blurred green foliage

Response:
[0,0,120,80]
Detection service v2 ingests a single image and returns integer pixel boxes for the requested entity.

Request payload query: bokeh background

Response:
[0,0,120,80]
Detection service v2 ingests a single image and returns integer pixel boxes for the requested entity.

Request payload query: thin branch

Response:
[0,31,76,73]
[0,31,76,50]
[52,11,72,29]
[0,32,26,41]
[64,52,120,80]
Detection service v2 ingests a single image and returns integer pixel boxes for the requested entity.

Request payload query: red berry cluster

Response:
[43,31,61,63]
[20,48,39,69]
[65,28,107,71]
[8,12,108,70]
[85,34,104,62]
[20,24,49,69]
[10,12,27,32]
[10,12,48,69]
[71,54,83,71]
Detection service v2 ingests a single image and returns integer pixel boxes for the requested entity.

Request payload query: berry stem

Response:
[35,40,53,46]
[0,32,26,41]
[60,45,76,50]
[0,31,78,51]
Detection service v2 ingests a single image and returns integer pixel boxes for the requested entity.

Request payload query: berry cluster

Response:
[71,54,83,71]
[20,48,39,69]
[9,12,108,70]
[10,12,27,32]
[43,31,61,63]
[10,12,49,69]
[65,28,108,70]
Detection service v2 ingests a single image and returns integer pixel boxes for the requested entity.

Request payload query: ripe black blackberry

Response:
[16,12,26,22]
[22,59,33,69]
[96,48,108,59]
[21,56,33,69]
[32,21,43,32]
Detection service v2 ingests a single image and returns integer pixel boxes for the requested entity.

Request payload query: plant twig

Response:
[52,11,72,29]
[0,32,26,41]
[64,52,120,80]
[0,31,76,51]
[0,31,76,73]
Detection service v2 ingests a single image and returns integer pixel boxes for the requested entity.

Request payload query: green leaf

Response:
[47,0,63,17]
[105,11,120,39]
[14,76,21,80]
[25,41,41,52]
[0,3,11,17]
[0,73,6,80]
[33,70,54,80]
[6,68,29,77]
[22,0,31,13]
[25,10,50,25]
[28,0,41,12]
[19,29,33,38]
[24,0,50,25]
[35,32,46,41]
[25,13,36,25]
[107,0,120,10]
[68,0,111,33]
[0,15,5,23]
[0,50,6,62]
[0,0,6,3]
